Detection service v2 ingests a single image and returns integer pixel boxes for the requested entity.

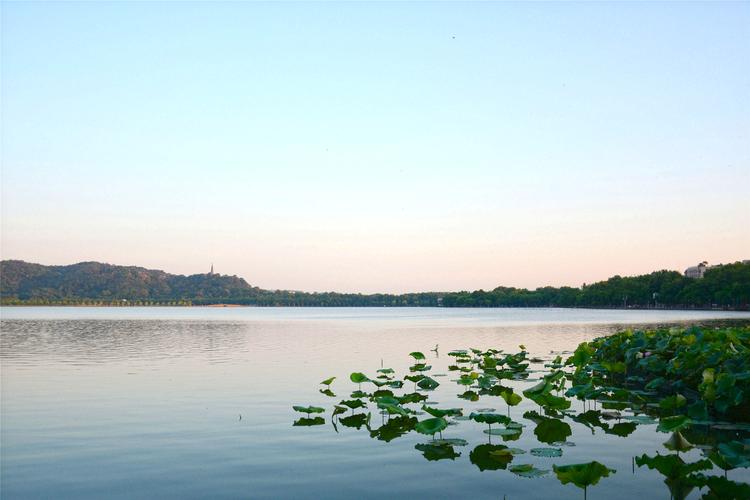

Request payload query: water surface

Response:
[2,307,749,499]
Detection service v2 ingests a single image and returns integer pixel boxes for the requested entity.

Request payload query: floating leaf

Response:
[350,372,369,384]
[531,447,563,457]
[657,415,692,433]
[422,405,462,418]
[292,405,325,414]
[510,464,549,478]
[553,461,615,490]
[663,431,693,452]
[417,376,440,391]
[415,417,448,436]
[484,428,521,436]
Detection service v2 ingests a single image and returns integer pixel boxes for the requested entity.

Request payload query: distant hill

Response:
[0,260,258,303]
[1,259,748,309]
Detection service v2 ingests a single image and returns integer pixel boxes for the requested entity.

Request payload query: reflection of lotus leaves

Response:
[606,422,637,437]
[369,416,417,442]
[293,417,325,427]
[339,413,370,430]
[534,417,572,444]
[415,443,461,461]
[470,444,515,471]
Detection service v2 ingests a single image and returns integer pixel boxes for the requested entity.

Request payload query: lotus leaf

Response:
[657,415,692,433]
[417,376,440,391]
[292,405,325,414]
[510,464,549,478]
[350,372,369,384]
[320,376,336,386]
[410,351,426,361]
[415,417,448,436]
[717,439,750,468]
[531,447,563,457]
[553,461,615,490]
[422,405,462,418]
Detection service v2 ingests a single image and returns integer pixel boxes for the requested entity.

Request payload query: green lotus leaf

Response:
[388,380,404,389]
[410,363,432,372]
[689,474,750,500]
[293,416,325,426]
[340,399,366,410]
[622,415,657,425]
[510,464,549,478]
[470,444,514,471]
[458,390,479,402]
[422,405,462,418]
[657,415,692,433]
[350,390,368,399]
[319,389,336,397]
[663,431,693,452]
[553,461,615,490]
[500,390,522,406]
[398,392,428,404]
[531,447,563,457]
[410,351,426,361]
[717,439,750,468]
[350,372,369,384]
[417,376,440,391]
[659,394,687,411]
[484,428,521,436]
[470,412,511,426]
[320,376,336,386]
[432,438,469,446]
[404,374,425,383]
[292,405,325,414]
[687,399,708,421]
[379,403,410,417]
[489,447,526,457]
[448,350,468,356]
[414,443,461,461]
[332,405,348,417]
[415,417,448,436]
[377,368,395,375]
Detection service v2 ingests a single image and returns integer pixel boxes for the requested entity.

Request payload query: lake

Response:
[2,307,749,499]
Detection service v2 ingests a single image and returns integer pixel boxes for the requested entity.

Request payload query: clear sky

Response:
[1,1,748,293]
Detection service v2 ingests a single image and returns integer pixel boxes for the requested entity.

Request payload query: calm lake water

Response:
[2,307,749,499]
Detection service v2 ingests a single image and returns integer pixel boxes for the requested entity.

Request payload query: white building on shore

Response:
[684,261,709,279]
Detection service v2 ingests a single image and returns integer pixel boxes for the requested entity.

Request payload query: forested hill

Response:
[1,259,748,309]
[0,260,258,304]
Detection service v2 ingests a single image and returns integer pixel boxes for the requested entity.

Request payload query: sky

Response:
[1,1,749,293]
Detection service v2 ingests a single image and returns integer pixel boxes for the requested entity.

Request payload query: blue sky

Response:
[2,1,748,292]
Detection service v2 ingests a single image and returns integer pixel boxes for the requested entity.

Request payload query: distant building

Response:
[685,261,709,279]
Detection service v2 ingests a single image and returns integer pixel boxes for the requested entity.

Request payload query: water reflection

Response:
[1,308,749,499]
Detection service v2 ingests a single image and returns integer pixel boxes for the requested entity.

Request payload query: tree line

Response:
[1,260,748,309]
